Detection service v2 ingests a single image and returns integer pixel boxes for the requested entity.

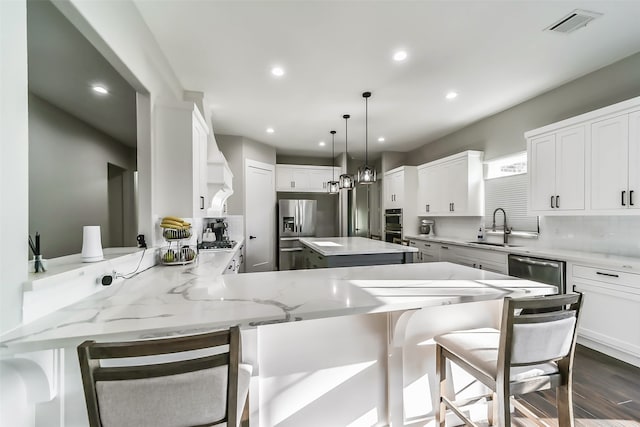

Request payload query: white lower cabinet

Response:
[409,239,439,262]
[571,263,640,366]
[408,239,507,274]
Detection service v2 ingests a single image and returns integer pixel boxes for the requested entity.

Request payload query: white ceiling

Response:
[134,1,640,159]
[27,0,137,147]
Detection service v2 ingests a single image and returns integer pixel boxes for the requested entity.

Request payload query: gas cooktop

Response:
[198,240,237,250]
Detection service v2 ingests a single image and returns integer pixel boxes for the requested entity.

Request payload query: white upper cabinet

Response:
[416,151,484,217]
[590,111,640,212]
[383,166,417,210]
[276,165,340,192]
[155,102,210,218]
[526,95,640,216]
[529,126,585,213]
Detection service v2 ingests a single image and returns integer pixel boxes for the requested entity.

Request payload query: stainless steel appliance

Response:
[278,199,317,270]
[419,219,435,236]
[508,254,565,293]
[384,208,402,242]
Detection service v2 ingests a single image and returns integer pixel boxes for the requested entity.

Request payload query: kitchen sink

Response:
[468,241,521,248]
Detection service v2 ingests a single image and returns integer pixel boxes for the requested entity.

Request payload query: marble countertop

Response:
[405,234,640,271]
[299,236,418,256]
[1,257,554,354]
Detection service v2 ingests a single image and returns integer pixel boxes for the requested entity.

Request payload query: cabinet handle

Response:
[596,271,619,278]
[200,196,205,210]
[451,202,455,212]
[426,204,430,212]
[472,263,476,268]
[622,190,626,206]
[479,264,482,270]
[441,246,449,250]
[556,195,560,209]
[631,190,635,206]
[573,285,577,293]
[424,243,431,248]
[550,195,555,209]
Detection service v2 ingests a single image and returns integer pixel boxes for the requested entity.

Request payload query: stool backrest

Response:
[499,294,582,368]
[77,327,242,427]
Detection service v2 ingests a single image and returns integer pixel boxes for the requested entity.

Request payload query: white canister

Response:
[81,226,104,262]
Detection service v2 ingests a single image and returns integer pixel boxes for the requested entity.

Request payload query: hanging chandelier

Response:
[357,91,377,184]
[339,114,355,190]
[327,130,340,194]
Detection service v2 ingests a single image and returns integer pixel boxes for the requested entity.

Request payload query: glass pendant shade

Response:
[357,165,377,184]
[358,91,377,184]
[339,173,354,189]
[339,114,355,190]
[328,181,340,194]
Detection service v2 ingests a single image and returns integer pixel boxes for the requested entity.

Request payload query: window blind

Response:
[484,174,538,233]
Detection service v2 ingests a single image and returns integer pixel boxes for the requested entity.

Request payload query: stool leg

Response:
[435,344,447,427]
[557,383,575,427]
[487,392,497,426]
[496,383,511,427]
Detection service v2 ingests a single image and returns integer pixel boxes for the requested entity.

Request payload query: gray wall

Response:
[29,94,136,258]
[406,52,640,164]
[217,134,276,215]
[276,155,333,166]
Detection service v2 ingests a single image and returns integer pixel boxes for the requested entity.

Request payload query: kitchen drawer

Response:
[573,264,640,292]
[453,245,507,264]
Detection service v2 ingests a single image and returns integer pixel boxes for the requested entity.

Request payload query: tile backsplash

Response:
[428,215,640,258]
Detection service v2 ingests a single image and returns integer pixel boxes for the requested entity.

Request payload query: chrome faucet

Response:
[492,208,512,245]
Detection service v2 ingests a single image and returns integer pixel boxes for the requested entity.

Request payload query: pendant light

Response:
[357,91,377,184]
[327,130,340,194]
[339,114,355,190]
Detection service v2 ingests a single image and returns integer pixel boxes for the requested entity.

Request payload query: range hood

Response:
[206,139,234,217]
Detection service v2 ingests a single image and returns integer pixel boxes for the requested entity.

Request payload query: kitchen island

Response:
[299,236,417,268]
[1,255,555,427]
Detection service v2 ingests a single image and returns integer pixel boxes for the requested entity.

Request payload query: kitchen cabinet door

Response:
[630,110,640,210]
[307,168,332,192]
[555,126,585,211]
[420,165,446,216]
[529,133,557,212]
[529,126,585,214]
[384,169,403,209]
[590,114,629,211]
[443,157,468,214]
[155,102,210,219]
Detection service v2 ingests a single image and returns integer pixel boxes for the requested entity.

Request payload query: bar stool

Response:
[434,293,583,427]
[77,326,251,427]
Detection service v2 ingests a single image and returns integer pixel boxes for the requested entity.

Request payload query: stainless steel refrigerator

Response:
[278,199,317,270]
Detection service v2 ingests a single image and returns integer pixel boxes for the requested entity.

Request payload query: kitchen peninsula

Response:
[299,236,417,268]
[0,251,555,427]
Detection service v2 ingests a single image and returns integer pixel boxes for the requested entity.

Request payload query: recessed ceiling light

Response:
[266,127,275,134]
[271,67,285,77]
[378,137,385,143]
[393,51,408,62]
[446,91,458,100]
[91,84,109,95]
[318,141,326,147]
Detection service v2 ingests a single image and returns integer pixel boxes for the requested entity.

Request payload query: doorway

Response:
[108,163,137,247]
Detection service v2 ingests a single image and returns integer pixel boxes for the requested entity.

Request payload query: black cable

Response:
[115,248,150,280]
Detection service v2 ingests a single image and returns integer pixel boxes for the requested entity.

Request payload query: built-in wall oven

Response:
[508,254,566,294]
[384,208,402,242]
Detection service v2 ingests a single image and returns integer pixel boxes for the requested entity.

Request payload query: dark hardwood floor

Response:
[513,345,640,426]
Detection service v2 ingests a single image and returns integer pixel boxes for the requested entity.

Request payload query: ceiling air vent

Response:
[546,9,602,34]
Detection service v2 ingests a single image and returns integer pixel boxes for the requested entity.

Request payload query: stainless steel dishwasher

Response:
[508,254,565,294]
